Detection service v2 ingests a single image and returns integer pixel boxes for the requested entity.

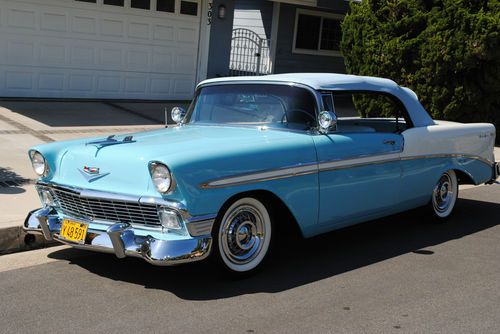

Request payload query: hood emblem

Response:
[83,166,99,175]
[78,166,110,183]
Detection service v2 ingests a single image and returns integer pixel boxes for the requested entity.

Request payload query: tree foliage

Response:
[341,0,500,140]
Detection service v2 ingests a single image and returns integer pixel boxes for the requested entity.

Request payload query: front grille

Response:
[46,186,161,226]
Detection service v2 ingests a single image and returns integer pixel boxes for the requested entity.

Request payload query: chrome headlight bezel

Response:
[148,161,175,194]
[29,150,49,177]
[37,188,56,208]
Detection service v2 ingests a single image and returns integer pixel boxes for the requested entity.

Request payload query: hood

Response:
[43,125,316,198]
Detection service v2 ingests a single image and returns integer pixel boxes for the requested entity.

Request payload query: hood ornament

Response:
[78,166,110,183]
[86,135,136,157]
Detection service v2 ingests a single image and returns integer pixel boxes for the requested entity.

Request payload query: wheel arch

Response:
[453,168,476,185]
[214,189,305,239]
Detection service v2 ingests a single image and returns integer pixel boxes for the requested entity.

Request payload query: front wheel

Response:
[430,170,458,219]
[213,197,272,275]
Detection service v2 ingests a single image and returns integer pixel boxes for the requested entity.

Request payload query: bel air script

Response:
[24,73,499,275]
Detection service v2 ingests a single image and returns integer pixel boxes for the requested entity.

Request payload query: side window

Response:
[331,92,411,133]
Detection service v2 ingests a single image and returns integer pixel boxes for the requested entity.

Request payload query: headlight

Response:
[29,151,48,176]
[149,162,174,193]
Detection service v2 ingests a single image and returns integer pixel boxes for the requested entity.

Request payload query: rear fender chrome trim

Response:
[400,153,494,167]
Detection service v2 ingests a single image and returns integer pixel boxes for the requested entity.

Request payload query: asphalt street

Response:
[0,185,499,334]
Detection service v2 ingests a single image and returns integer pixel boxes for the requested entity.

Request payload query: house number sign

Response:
[207,0,213,25]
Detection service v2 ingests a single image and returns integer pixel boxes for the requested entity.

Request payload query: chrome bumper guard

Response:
[23,207,212,266]
[488,162,499,184]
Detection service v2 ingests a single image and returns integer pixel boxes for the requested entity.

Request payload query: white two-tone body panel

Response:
[402,121,496,165]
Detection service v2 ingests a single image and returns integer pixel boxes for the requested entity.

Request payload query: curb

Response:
[0,225,57,255]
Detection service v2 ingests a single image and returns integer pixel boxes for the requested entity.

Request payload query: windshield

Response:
[185,84,317,130]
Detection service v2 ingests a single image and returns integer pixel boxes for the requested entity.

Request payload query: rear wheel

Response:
[213,197,272,275]
[430,170,458,219]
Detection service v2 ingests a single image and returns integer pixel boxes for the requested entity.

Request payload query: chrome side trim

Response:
[200,162,318,189]
[400,153,494,167]
[199,152,493,189]
[318,152,400,172]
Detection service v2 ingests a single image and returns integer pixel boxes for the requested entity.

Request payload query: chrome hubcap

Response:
[433,173,454,213]
[221,205,265,265]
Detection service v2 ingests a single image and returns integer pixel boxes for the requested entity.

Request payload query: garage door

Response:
[0,0,201,100]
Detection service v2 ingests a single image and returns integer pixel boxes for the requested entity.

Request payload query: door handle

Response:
[383,140,396,145]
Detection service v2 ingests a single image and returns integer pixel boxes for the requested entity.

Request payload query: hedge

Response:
[341,0,500,143]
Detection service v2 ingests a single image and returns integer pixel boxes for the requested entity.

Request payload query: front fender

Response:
[185,172,319,237]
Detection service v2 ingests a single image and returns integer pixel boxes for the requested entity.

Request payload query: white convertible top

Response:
[199,73,399,91]
[198,73,435,127]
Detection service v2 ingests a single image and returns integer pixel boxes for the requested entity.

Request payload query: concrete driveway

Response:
[0,99,188,252]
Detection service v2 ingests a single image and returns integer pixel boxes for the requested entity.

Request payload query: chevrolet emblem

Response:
[83,166,100,175]
[78,166,109,182]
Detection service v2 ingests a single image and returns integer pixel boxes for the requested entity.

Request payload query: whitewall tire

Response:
[214,197,272,274]
[431,170,458,218]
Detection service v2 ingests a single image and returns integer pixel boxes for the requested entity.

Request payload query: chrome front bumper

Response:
[23,207,212,266]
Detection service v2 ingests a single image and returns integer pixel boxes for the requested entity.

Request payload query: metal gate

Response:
[229,28,272,76]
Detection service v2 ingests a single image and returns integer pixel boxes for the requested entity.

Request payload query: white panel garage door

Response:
[0,0,201,99]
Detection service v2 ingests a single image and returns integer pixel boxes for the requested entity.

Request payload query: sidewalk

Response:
[0,100,189,254]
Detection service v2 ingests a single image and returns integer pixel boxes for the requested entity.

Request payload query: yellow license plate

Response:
[60,219,88,244]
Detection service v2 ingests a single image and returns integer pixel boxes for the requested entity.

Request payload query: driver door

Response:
[314,132,402,226]
[314,91,406,227]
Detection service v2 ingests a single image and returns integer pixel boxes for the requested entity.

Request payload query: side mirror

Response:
[171,107,187,124]
[318,111,337,134]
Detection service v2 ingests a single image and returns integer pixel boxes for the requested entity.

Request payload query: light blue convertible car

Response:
[24,73,498,274]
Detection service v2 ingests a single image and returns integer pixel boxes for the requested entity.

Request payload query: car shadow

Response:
[0,100,190,127]
[0,101,157,127]
[47,197,500,300]
[0,167,29,194]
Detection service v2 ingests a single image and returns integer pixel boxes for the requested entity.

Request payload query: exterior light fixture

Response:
[218,4,226,19]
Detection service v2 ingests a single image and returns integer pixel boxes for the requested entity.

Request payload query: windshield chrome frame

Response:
[184,81,323,134]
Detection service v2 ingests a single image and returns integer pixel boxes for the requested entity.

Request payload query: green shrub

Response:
[341,0,500,143]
